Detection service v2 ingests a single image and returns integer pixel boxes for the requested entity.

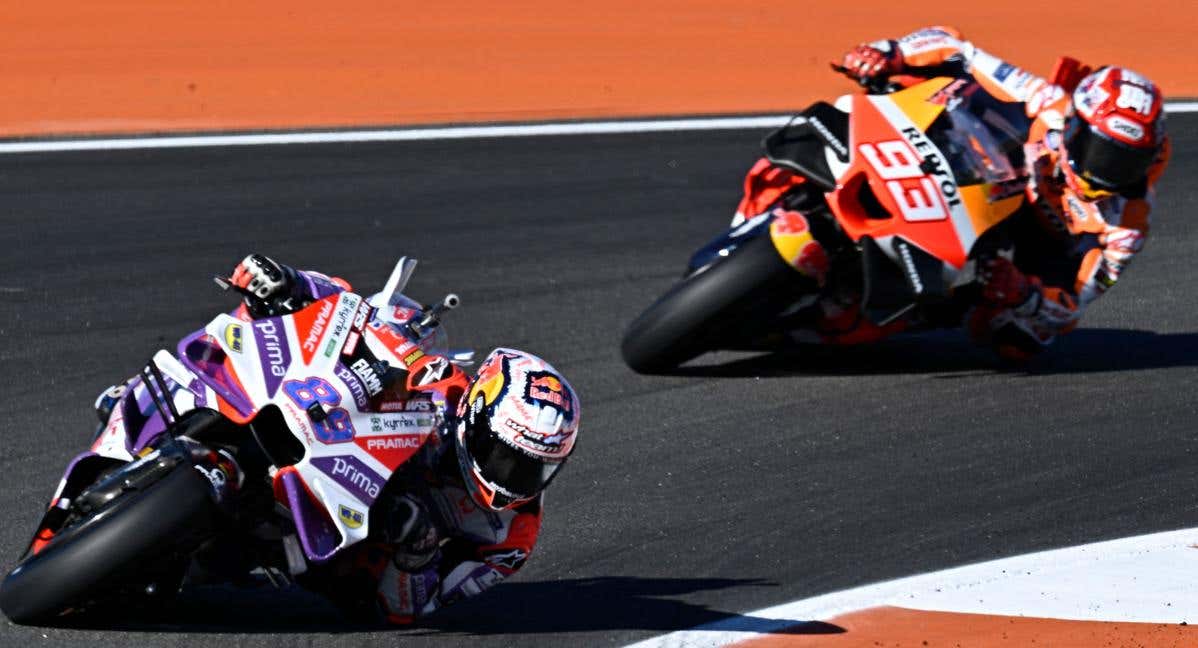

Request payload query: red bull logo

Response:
[524,370,574,421]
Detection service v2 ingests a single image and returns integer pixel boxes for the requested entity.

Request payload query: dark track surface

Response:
[1,116,1196,647]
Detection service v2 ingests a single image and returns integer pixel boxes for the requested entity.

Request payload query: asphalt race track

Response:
[1,116,1196,647]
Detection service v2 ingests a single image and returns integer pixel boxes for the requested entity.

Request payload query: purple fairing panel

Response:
[279,470,342,564]
[118,362,214,455]
[177,329,254,417]
[298,270,347,302]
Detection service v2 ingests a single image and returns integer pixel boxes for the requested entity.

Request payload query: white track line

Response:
[626,526,1198,648]
[0,116,793,154]
[1,101,1195,154]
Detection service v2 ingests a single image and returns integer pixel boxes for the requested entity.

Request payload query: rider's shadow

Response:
[668,328,1198,377]
[43,577,837,638]
[417,576,840,636]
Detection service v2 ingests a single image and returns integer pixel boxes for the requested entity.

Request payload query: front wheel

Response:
[621,233,814,373]
[0,465,217,625]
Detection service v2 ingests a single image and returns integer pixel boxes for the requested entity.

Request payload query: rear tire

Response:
[0,466,217,625]
[621,234,813,373]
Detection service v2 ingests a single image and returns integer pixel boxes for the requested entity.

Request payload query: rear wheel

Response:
[621,233,815,373]
[0,465,217,625]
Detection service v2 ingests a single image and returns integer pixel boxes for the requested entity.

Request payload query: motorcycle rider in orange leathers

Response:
[808,26,1170,358]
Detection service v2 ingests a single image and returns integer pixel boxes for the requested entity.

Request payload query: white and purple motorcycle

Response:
[0,258,472,624]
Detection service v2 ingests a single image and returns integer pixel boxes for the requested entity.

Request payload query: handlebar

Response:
[405,293,460,340]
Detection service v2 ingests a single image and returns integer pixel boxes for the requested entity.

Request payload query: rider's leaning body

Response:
[99,254,579,625]
[741,26,1170,358]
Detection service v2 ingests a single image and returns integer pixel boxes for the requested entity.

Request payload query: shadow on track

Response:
[422,576,839,636]
[41,577,834,637]
[668,328,1198,378]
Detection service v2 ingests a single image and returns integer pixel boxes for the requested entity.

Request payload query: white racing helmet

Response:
[455,348,580,510]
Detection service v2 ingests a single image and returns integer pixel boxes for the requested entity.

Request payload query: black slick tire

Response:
[621,233,811,373]
[0,466,216,625]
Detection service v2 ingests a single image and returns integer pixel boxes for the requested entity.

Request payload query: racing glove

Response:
[837,42,904,84]
[380,495,440,571]
[227,254,305,317]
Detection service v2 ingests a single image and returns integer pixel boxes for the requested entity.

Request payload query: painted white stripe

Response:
[626,526,1198,648]
[0,101,1193,154]
[0,116,794,154]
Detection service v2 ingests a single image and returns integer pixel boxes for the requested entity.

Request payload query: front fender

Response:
[686,212,775,275]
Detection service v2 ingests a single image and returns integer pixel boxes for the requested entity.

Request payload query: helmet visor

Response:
[464,417,563,501]
[1063,116,1155,191]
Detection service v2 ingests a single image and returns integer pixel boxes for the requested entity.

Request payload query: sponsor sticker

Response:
[350,358,385,396]
[806,115,848,161]
[523,370,575,421]
[1106,115,1145,143]
[367,413,436,434]
[252,318,291,396]
[342,331,361,356]
[323,294,363,358]
[311,455,385,501]
[279,399,316,445]
[338,504,365,529]
[301,300,335,357]
[364,435,425,451]
[342,301,368,356]
[224,323,244,353]
[334,363,371,412]
[354,416,431,467]
[378,398,434,413]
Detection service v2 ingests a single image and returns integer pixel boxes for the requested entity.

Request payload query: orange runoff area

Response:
[736,606,1197,647]
[3,1,1197,137]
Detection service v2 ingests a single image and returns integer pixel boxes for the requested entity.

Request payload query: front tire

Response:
[0,466,217,625]
[621,233,813,373]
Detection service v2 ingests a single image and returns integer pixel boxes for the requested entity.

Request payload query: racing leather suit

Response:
[864,26,1166,355]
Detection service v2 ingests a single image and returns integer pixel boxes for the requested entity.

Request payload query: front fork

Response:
[27,411,242,558]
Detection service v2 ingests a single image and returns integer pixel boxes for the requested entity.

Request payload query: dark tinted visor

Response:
[1064,116,1155,191]
[464,418,562,499]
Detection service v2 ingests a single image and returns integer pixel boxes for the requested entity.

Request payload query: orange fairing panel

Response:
[885,77,952,132]
[829,90,970,268]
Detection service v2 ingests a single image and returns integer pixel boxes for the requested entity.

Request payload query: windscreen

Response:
[925,84,1029,188]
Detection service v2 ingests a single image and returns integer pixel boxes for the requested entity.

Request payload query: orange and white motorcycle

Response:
[622,75,1034,373]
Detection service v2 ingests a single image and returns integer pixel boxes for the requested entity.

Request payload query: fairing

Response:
[58,275,450,565]
[825,78,1025,272]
